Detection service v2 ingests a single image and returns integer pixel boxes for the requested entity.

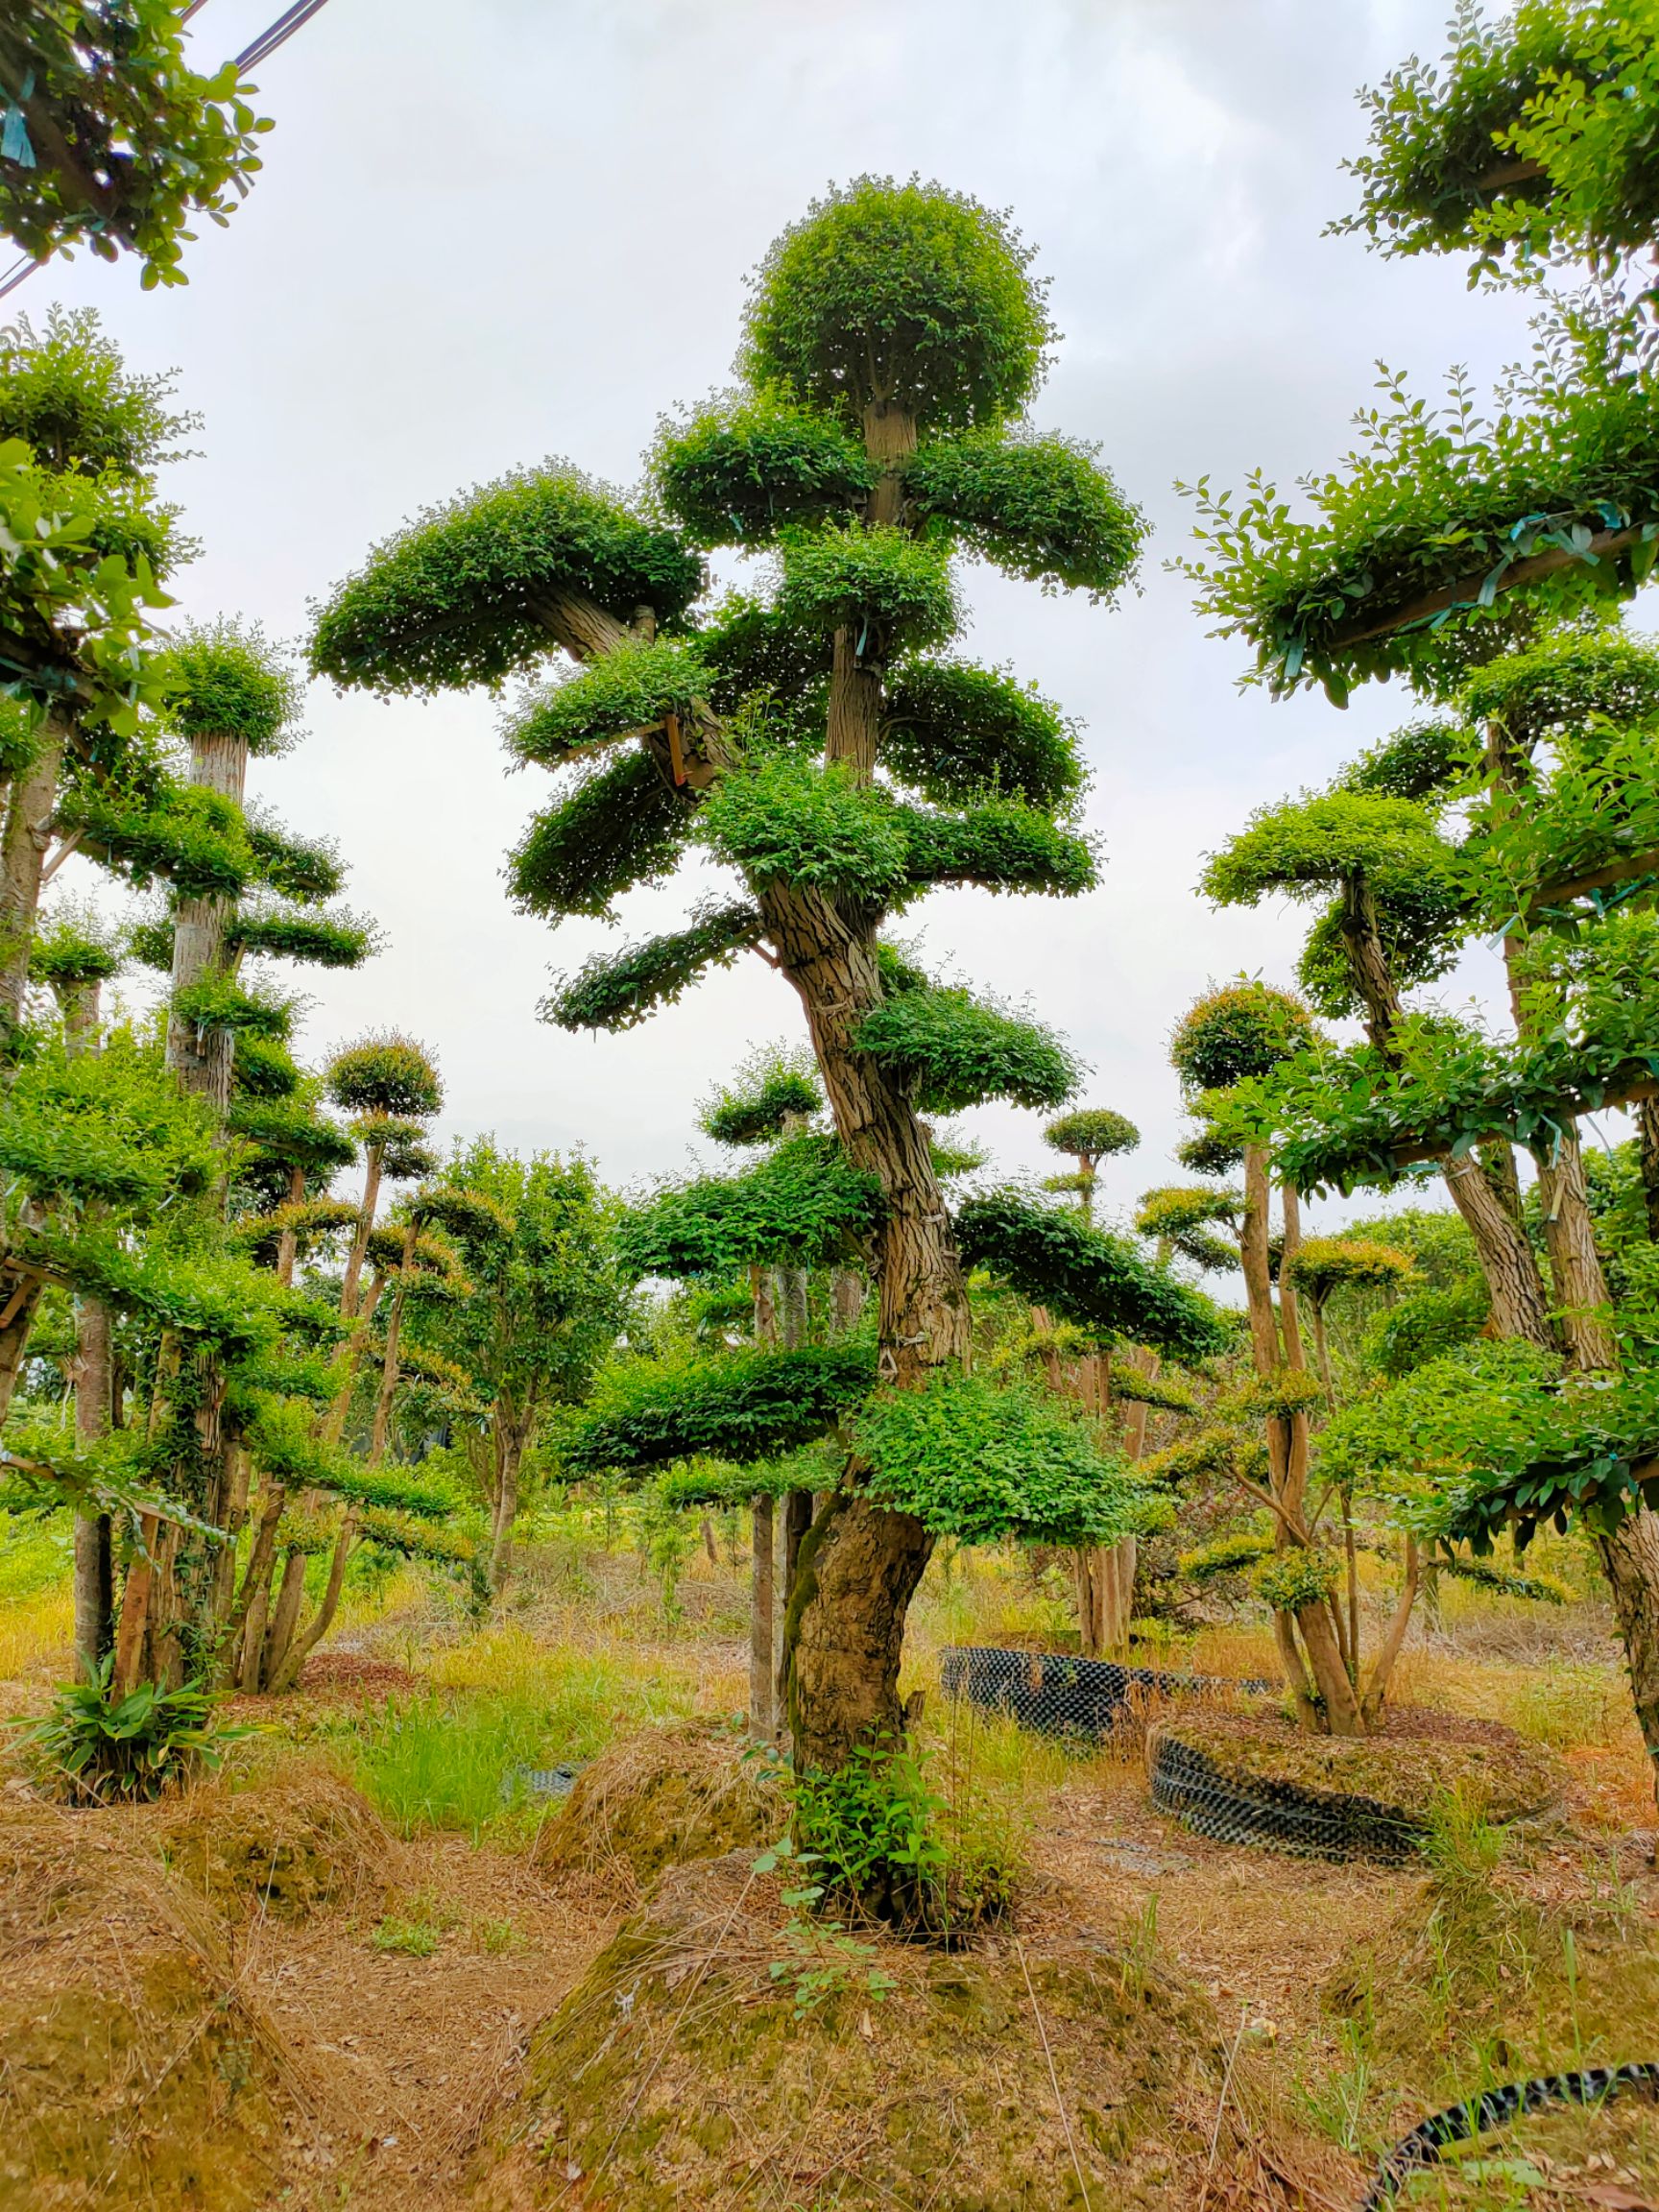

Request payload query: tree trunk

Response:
[1596,1506,1659,1824]
[164,727,249,1111]
[276,1162,306,1287]
[0,706,66,1053]
[71,1293,113,1679]
[490,1400,531,1594]
[749,1493,776,1743]
[831,1267,865,1335]
[369,1224,418,1464]
[270,1513,358,1694]
[1442,1151,1559,1348]
[1533,1126,1619,1370]
[1360,1534,1421,1724]
[340,1145,385,1320]
[261,1546,308,1692]
[1640,1099,1659,1244]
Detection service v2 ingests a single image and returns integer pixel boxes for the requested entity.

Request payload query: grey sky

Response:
[40,0,1573,1222]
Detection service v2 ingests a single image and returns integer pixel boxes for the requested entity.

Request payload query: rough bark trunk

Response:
[1533,1126,1620,1370]
[749,1493,776,1743]
[0,705,66,1052]
[261,1546,308,1691]
[71,1293,113,1679]
[369,1224,418,1464]
[1640,1099,1659,1245]
[1360,1534,1421,1724]
[163,727,249,1111]
[1597,1506,1659,1821]
[340,1146,385,1321]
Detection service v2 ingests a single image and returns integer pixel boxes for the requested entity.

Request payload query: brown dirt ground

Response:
[5,1709,1657,2210]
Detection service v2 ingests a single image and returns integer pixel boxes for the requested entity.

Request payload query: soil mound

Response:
[0,1797,298,2210]
[154,1763,397,1922]
[532,1719,782,1893]
[1149,1706,1564,1860]
[472,1850,1357,2211]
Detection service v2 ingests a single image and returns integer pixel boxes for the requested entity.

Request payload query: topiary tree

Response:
[310,179,1230,1773]
[1178,27,1659,1790]
[325,1032,444,1319]
[1040,1105,1139,1224]
[1166,980,1381,1729]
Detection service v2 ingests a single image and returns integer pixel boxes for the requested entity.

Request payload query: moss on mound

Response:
[0,1800,293,2210]
[153,1763,396,1922]
[1151,1708,1564,1832]
[533,1719,783,1890]
[472,1851,1355,2211]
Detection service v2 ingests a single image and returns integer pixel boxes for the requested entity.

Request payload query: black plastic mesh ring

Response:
[1148,1730,1423,1864]
[1364,2061,1659,2207]
[939,1645,1269,1738]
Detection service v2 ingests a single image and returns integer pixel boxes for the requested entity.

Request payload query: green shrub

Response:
[23,1664,253,1805]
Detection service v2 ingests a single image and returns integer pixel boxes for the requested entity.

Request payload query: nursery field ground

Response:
[1,1526,1656,2212]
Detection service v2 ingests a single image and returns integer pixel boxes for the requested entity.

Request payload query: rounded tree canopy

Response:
[1460,626,1659,752]
[1044,1107,1139,1164]
[1136,1185,1243,1240]
[652,391,877,548]
[739,176,1054,433]
[1176,1122,1244,1177]
[903,428,1145,602]
[1337,718,1472,802]
[228,1096,358,1177]
[1169,981,1316,1094]
[0,306,192,480]
[880,658,1082,812]
[325,1033,443,1120]
[778,521,957,653]
[309,465,706,698]
[29,906,120,992]
[1283,1234,1415,1305]
[156,621,303,757]
[1202,792,1462,908]
[700,1046,824,1146]
[854,987,1080,1115]
[504,637,711,769]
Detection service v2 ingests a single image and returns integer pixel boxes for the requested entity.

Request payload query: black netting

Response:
[1148,1733,1421,1864]
[940,1645,1269,1739]
[1366,2062,1659,2208]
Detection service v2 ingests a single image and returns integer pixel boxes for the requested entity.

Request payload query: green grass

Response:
[0,1510,72,1601]
[340,1691,569,1839]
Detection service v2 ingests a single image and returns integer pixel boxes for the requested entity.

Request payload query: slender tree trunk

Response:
[0,706,66,1053]
[1596,1505,1659,1821]
[1360,1535,1421,1724]
[261,1547,308,1691]
[228,1486,287,1689]
[831,1268,865,1335]
[1533,1127,1620,1370]
[276,1163,306,1288]
[270,1513,358,1693]
[340,1145,385,1321]
[164,726,249,1109]
[490,1400,531,1594]
[72,1295,113,1680]
[369,1225,418,1464]
[749,1493,776,1743]
[1640,1099,1659,1245]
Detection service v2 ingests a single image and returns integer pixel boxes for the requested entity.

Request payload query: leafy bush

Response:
[881,657,1082,810]
[24,1666,252,1805]
[654,392,876,546]
[854,1372,1156,1547]
[739,176,1053,433]
[904,427,1145,599]
[505,637,712,766]
[545,902,764,1033]
[787,1735,1017,1932]
[510,748,690,921]
[854,987,1079,1113]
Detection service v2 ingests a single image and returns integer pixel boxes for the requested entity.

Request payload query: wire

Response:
[235,0,333,71]
[0,0,336,299]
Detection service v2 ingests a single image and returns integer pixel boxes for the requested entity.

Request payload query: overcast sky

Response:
[35,0,1590,1226]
